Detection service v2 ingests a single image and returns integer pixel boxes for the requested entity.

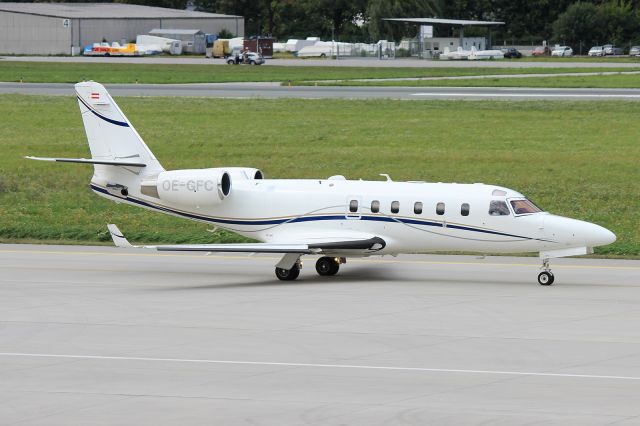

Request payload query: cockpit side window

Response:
[510,199,543,215]
[489,200,510,216]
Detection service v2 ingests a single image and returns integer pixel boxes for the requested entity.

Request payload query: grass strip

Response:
[309,73,640,88]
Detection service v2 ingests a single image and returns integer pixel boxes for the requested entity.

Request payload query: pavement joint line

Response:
[1,352,639,381]
[0,249,638,270]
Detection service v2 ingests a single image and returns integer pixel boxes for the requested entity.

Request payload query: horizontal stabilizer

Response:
[25,156,146,167]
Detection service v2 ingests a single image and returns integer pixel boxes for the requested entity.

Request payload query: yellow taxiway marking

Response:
[0,248,638,270]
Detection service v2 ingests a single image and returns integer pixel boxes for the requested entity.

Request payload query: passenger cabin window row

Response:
[347,200,472,217]
[349,198,542,217]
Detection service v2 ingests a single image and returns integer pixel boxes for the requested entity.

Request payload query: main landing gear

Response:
[275,257,346,281]
[275,263,300,281]
[538,258,554,286]
[315,257,344,276]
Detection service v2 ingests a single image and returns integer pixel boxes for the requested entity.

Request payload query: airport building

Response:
[0,3,244,55]
[385,18,504,58]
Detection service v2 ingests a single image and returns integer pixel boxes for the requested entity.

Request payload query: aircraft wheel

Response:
[538,271,554,286]
[275,265,300,281]
[315,257,339,276]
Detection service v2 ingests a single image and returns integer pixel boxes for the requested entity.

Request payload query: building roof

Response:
[0,3,240,19]
[384,18,505,26]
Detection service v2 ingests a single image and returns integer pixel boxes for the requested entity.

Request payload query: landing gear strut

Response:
[315,257,342,276]
[538,258,554,286]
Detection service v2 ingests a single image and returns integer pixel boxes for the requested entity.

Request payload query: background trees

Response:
[15,0,640,46]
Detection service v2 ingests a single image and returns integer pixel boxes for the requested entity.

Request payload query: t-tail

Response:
[26,81,165,195]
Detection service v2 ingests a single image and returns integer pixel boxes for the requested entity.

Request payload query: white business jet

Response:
[27,82,616,285]
[468,46,505,60]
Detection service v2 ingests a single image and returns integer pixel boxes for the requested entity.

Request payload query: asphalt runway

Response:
[1,244,639,425]
[4,82,640,101]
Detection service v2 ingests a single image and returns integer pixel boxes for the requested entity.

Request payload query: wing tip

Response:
[107,224,132,248]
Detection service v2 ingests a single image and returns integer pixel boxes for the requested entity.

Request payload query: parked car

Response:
[588,46,605,57]
[629,46,640,57]
[603,44,624,55]
[226,51,264,65]
[551,46,573,57]
[502,47,522,59]
[531,46,551,56]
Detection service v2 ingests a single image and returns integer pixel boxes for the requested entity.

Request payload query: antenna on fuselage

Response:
[379,173,392,182]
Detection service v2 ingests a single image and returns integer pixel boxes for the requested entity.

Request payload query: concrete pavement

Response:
[1,244,639,425]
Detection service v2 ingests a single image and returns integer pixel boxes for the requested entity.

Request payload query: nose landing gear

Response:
[538,258,554,285]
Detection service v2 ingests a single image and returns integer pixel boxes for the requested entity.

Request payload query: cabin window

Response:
[391,201,400,214]
[371,200,380,213]
[414,202,423,215]
[461,203,470,216]
[436,202,445,215]
[349,200,358,213]
[510,199,543,215]
[489,200,510,216]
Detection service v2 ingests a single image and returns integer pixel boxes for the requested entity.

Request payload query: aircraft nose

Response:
[588,224,616,247]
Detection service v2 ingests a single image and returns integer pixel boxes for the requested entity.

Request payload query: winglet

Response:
[107,224,133,248]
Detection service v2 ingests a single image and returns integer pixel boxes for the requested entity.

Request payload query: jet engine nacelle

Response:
[223,167,264,180]
[156,169,231,206]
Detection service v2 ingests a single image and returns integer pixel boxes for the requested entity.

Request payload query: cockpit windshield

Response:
[510,199,543,215]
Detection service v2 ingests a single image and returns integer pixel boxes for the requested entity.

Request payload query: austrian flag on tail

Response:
[90,92,100,100]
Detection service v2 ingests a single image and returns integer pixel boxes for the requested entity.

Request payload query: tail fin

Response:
[74,81,164,175]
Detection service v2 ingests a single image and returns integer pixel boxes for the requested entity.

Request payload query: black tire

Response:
[275,265,300,281]
[315,257,339,276]
[227,60,234,65]
[250,60,256,65]
[320,53,326,58]
[538,271,554,286]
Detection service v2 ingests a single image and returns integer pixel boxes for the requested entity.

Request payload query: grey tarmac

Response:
[1,244,639,425]
[4,81,640,100]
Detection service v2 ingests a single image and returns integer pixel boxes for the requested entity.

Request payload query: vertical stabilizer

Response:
[74,81,164,175]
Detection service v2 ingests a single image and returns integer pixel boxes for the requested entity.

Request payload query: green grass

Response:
[312,73,640,88]
[0,94,638,256]
[2,60,640,84]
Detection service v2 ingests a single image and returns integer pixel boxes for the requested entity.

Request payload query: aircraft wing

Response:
[107,224,385,254]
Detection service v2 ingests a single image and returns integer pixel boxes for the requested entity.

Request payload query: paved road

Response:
[1,244,639,425]
[4,55,640,68]
[4,81,640,100]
